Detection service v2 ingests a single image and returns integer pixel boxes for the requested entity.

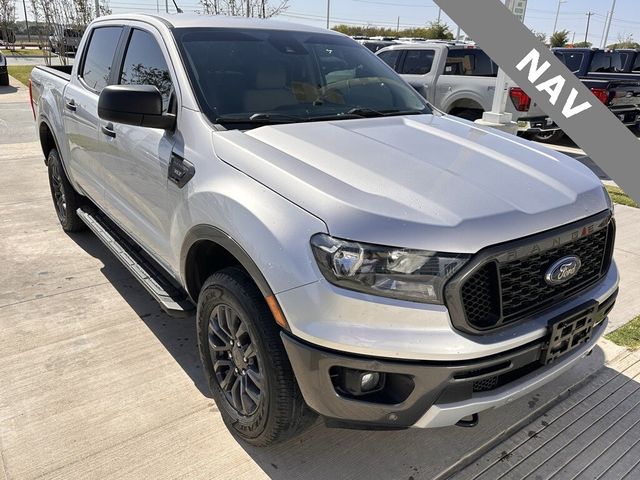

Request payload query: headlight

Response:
[310,233,470,304]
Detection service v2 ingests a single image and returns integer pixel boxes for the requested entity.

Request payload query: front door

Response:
[98,26,177,267]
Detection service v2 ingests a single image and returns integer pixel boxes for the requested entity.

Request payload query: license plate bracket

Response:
[540,303,597,365]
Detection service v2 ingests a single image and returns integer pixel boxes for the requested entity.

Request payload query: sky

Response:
[14,0,640,46]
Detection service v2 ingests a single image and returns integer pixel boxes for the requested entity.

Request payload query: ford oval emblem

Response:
[545,256,582,286]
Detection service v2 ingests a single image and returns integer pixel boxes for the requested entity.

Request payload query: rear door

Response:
[395,48,438,102]
[62,25,124,204]
[98,25,178,266]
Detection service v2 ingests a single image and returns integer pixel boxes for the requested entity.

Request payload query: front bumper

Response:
[283,291,614,429]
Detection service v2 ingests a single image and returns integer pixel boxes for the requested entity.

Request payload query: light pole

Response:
[326,0,330,29]
[601,0,617,48]
[585,11,594,44]
[553,0,567,35]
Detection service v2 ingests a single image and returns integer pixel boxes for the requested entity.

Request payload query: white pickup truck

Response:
[377,42,562,142]
[30,13,618,446]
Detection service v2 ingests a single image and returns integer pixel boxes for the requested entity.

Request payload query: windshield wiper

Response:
[343,107,426,118]
[215,112,305,125]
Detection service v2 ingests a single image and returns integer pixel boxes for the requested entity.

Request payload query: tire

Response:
[451,108,484,121]
[197,267,315,446]
[528,130,565,144]
[0,72,8,86]
[47,148,87,232]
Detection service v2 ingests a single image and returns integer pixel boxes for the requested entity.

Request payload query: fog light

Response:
[361,372,380,392]
[339,368,385,396]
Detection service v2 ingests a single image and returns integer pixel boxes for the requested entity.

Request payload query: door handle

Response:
[101,123,116,138]
[65,99,76,111]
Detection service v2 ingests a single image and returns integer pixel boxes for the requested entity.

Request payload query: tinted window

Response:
[400,49,435,75]
[589,52,623,73]
[378,49,401,71]
[633,55,640,72]
[81,27,123,92]
[558,52,583,73]
[444,49,497,76]
[120,29,173,112]
[173,28,430,128]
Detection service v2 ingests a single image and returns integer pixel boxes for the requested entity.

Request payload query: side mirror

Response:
[98,85,175,130]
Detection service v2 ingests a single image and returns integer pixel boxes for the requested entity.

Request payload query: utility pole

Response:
[326,0,330,29]
[572,31,576,43]
[94,0,100,17]
[246,0,250,17]
[585,11,594,44]
[22,0,30,41]
[396,16,400,33]
[437,7,442,24]
[552,0,566,35]
[165,0,169,13]
[601,0,617,48]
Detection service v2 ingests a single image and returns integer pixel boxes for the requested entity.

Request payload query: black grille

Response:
[457,215,614,332]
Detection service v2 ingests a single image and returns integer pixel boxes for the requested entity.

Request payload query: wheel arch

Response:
[38,117,60,163]
[180,225,274,303]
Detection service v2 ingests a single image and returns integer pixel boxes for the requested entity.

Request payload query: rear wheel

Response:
[196,267,315,446]
[47,148,86,232]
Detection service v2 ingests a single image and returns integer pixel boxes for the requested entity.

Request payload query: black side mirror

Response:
[98,85,175,130]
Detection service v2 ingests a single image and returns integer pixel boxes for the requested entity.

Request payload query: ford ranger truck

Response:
[30,14,619,446]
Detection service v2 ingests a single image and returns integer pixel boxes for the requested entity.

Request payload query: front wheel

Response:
[0,71,9,86]
[196,267,315,446]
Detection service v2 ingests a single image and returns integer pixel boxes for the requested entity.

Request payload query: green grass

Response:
[605,185,638,208]
[7,65,35,86]
[1,48,48,57]
[606,315,640,350]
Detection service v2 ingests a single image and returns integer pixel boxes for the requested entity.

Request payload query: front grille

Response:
[451,212,615,332]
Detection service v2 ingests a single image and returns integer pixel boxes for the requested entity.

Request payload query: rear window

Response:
[400,49,435,75]
[555,51,583,73]
[80,26,123,92]
[589,52,623,73]
[444,49,498,76]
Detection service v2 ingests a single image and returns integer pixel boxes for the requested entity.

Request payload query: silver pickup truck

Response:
[30,13,618,446]
[377,42,562,142]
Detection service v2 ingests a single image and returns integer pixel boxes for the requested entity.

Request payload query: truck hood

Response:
[212,114,608,253]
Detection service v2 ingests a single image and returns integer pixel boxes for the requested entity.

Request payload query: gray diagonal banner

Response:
[434,0,640,204]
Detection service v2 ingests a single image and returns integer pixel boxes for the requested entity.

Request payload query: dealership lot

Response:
[2,74,640,479]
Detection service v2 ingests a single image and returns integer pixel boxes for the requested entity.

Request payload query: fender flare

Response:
[180,224,274,300]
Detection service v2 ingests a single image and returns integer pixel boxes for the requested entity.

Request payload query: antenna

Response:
[172,0,183,13]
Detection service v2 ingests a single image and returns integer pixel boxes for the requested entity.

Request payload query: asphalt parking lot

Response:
[1,75,640,479]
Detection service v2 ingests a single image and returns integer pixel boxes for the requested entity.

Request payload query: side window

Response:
[378,50,401,72]
[400,50,435,75]
[445,50,497,76]
[561,52,583,73]
[120,29,173,113]
[633,55,640,72]
[80,27,123,92]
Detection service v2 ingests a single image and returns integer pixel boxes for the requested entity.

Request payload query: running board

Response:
[77,207,195,317]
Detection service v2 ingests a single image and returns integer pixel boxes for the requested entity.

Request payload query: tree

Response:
[423,21,454,40]
[0,0,16,48]
[200,0,289,18]
[573,41,592,48]
[607,33,640,50]
[550,30,570,48]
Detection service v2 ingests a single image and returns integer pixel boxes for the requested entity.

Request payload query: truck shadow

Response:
[67,231,211,399]
[65,232,617,480]
[0,84,19,94]
[236,347,615,480]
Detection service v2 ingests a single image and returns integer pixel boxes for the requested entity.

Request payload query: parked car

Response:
[617,49,640,73]
[31,14,618,446]
[376,42,561,141]
[0,52,8,86]
[553,48,640,129]
[356,39,396,53]
[48,28,83,54]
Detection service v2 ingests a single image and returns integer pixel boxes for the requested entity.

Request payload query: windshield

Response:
[173,28,431,128]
